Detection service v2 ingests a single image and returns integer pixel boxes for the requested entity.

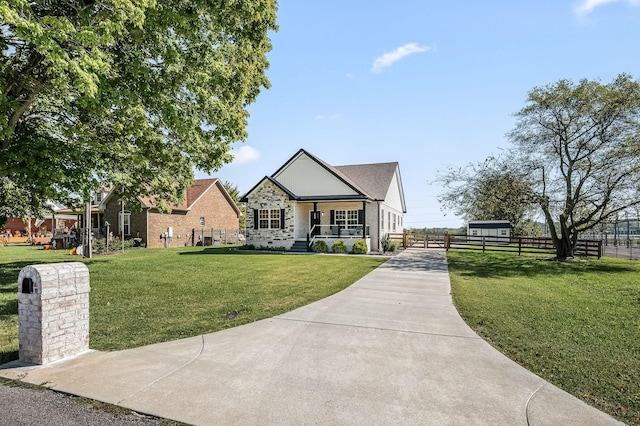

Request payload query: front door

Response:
[310,211,321,236]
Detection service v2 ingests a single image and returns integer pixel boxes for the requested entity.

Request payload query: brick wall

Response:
[17,262,90,365]
[103,182,240,248]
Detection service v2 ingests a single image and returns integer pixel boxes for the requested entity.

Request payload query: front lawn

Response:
[0,245,387,363]
[447,250,640,425]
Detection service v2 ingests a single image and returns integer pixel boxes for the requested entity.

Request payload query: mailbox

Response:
[17,262,90,365]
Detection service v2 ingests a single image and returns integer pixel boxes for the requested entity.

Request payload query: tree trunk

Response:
[555,217,574,260]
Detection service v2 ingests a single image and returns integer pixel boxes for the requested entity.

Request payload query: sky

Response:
[197,0,640,229]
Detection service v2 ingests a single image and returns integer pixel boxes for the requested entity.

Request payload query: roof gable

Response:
[99,179,241,216]
[243,149,405,208]
[271,150,364,198]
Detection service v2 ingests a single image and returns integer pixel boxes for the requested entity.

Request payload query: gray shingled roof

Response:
[335,162,399,200]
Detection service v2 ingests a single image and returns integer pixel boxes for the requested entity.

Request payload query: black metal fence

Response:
[185,229,246,247]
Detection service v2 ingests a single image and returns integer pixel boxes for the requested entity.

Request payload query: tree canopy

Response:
[437,158,539,235]
[0,0,277,217]
[508,74,640,258]
[440,74,640,259]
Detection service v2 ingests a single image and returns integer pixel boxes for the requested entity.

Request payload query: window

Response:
[118,211,131,235]
[258,209,281,229]
[388,212,391,230]
[334,209,359,229]
[392,213,397,231]
[501,229,507,236]
[381,209,385,230]
[472,229,478,236]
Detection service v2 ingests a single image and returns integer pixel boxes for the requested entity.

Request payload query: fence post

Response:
[445,233,450,251]
[518,238,522,256]
[482,236,486,253]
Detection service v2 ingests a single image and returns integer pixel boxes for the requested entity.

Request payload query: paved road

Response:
[603,245,640,260]
[0,383,173,426]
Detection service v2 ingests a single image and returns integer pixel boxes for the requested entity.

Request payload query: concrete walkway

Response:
[0,248,622,425]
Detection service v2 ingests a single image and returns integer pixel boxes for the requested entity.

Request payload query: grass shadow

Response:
[0,299,17,317]
[447,250,638,279]
[0,350,18,365]
[178,247,279,255]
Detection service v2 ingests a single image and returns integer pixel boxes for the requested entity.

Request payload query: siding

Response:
[273,152,358,197]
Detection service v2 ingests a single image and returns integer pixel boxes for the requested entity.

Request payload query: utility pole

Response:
[85,200,92,258]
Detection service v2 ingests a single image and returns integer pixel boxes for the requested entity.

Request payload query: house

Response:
[99,178,242,248]
[1,201,79,244]
[467,220,511,242]
[241,149,406,253]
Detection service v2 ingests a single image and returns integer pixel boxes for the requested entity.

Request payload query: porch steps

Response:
[288,240,309,253]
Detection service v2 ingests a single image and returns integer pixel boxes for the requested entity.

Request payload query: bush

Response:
[312,240,328,253]
[92,237,135,254]
[332,240,347,254]
[381,236,399,253]
[351,239,368,254]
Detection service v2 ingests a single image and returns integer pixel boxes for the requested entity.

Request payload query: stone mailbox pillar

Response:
[17,262,90,365]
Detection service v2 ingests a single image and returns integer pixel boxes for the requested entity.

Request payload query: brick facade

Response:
[103,180,240,248]
[17,262,90,365]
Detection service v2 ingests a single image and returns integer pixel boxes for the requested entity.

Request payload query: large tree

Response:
[0,0,277,216]
[508,74,640,259]
[437,157,538,235]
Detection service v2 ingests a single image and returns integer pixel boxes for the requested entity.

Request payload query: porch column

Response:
[313,202,318,236]
[362,201,366,239]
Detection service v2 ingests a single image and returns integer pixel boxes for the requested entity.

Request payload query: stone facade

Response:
[245,180,295,249]
[17,262,90,365]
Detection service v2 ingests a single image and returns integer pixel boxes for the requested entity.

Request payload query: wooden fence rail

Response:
[389,232,603,258]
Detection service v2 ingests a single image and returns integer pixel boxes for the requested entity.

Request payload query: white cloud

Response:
[574,0,640,16]
[315,114,341,120]
[230,145,259,165]
[370,42,431,74]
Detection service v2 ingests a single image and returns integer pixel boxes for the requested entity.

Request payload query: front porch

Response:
[294,200,372,253]
[305,224,371,253]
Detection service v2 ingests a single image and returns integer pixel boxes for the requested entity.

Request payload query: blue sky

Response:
[198,0,640,228]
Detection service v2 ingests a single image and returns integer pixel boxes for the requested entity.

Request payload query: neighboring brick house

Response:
[100,178,241,248]
[241,149,406,253]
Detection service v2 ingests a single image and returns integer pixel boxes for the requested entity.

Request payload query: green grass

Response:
[1,245,387,362]
[447,250,640,425]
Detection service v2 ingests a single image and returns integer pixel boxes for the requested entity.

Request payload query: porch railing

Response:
[307,224,370,248]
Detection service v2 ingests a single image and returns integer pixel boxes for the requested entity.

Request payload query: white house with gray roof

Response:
[241,149,406,253]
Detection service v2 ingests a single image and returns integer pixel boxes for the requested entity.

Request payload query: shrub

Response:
[312,240,328,253]
[351,239,368,254]
[381,235,399,253]
[92,236,135,254]
[381,235,391,252]
[332,240,347,254]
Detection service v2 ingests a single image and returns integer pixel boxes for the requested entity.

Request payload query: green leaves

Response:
[437,157,538,235]
[0,0,277,216]
[509,74,640,257]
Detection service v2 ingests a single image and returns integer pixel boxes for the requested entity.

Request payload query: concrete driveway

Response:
[0,248,621,425]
